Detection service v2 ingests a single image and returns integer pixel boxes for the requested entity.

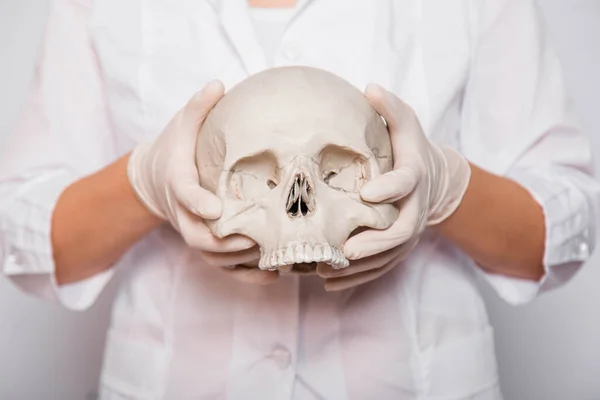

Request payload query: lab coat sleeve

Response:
[459,0,600,305]
[0,0,119,311]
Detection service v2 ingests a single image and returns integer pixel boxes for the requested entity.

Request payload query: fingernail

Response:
[194,80,221,100]
[343,246,360,260]
[194,88,208,101]
[199,200,222,220]
[205,80,224,94]
[196,208,219,221]
[192,89,203,99]
[202,81,215,93]
[238,237,257,249]
[360,183,378,201]
[365,83,384,98]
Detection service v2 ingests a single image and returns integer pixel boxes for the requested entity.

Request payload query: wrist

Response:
[427,144,471,226]
[126,144,167,220]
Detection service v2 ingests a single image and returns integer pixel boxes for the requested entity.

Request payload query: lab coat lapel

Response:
[217,0,268,75]
[288,0,315,24]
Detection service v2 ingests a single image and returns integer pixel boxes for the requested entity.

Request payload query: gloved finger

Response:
[317,241,408,278]
[324,257,399,292]
[198,246,261,268]
[364,83,402,131]
[176,205,256,252]
[220,266,280,285]
[170,81,225,220]
[365,83,416,135]
[359,163,421,204]
[170,168,222,220]
[180,80,225,138]
[344,195,423,259]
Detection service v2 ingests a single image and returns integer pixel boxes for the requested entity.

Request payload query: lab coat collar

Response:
[215,0,314,75]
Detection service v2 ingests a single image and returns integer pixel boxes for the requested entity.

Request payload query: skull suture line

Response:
[196,66,399,274]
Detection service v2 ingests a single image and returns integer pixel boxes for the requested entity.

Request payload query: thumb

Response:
[360,162,421,203]
[365,83,400,133]
[181,80,225,134]
[171,168,223,220]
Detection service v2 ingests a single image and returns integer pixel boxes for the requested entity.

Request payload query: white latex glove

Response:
[318,83,471,291]
[128,80,278,285]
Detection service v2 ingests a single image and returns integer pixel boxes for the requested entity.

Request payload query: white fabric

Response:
[1,0,598,398]
[250,7,297,65]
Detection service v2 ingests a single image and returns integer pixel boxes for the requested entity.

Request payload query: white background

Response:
[0,1,598,399]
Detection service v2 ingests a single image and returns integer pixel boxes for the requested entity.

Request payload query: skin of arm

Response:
[52,154,163,285]
[434,162,546,281]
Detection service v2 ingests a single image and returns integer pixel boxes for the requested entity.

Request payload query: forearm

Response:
[52,154,163,285]
[434,163,545,281]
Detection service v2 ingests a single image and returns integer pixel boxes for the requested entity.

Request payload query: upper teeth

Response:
[259,242,349,271]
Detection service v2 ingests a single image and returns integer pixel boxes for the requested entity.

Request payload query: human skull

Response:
[196,66,398,274]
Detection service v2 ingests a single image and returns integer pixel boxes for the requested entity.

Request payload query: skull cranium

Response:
[196,66,398,274]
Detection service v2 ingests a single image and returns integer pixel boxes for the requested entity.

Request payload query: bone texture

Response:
[195,66,399,275]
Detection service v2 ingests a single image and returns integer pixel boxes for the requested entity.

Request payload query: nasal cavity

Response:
[286,172,315,218]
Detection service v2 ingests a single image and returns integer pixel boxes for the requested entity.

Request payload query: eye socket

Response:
[228,151,280,201]
[319,145,370,192]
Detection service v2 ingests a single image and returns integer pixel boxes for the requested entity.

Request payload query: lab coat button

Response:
[4,252,20,274]
[271,347,291,369]
[578,241,589,257]
[7,253,16,264]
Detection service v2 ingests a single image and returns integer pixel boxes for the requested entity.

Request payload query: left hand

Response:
[317,83,471,291]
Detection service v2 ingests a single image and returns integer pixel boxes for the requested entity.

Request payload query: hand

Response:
[127,80,278,285]
[318,83,471,291]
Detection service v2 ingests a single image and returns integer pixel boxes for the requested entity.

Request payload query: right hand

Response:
[127,80,278,285]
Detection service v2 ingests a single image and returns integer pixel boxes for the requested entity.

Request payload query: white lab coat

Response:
[1,0,598,399]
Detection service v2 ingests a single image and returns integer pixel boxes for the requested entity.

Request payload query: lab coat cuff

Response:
[479,167,591,306]
[2,169,114,311]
